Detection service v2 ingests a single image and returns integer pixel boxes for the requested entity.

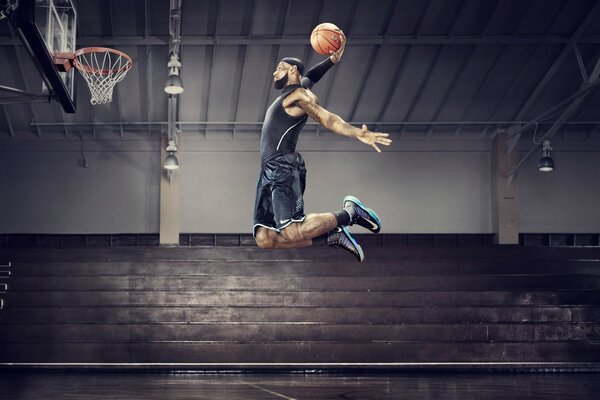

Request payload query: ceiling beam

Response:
[30,120,600,127]
[25,119,600,139]
[6,35,600,47]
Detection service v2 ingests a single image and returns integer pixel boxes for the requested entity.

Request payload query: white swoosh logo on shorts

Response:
[280,219,290,224]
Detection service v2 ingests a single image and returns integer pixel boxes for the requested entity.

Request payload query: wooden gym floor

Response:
[1,371,599,399]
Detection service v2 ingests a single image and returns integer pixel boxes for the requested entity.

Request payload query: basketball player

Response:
[253,36,392,261]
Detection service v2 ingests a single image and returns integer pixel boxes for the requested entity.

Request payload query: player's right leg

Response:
[342,195,382,233]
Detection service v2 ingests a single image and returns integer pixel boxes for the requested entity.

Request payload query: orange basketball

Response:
[310,23,344,55]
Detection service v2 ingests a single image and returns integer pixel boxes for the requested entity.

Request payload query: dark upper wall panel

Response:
[2,0,599,137]
[408,46,472,122]
[108,0,147,36]
[179,46,212,122]
[515,0,565,35]
[326,46,373,121]
[181,0,217,36]
[435,45,505,122]
[308,0,357,34]
[235,46,277,122]
[386,1,430,35]
[575,89,600,121]
[484,0,542,35]
[525,57,584,119]
[551,0,598,36]
[253,0,287,35]
[148,0,170,36]
[417,0,464,35]
[464,45,537,122]
[349,0,397,35]
[75,0,106,37]
[216,0,254,35]
[448,0,502,35]
[281,0,322,35]
[492,45,564,121]
[351,46,407,122]
[381,46,440,122]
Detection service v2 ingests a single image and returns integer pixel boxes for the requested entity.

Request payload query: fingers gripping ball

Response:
[311,23,344,55]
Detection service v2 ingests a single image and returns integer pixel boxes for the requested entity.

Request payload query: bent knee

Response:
[279,225,303,242]
[255,229,275,249]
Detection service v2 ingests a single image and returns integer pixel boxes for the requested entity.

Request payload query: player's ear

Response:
[290,65,297,74]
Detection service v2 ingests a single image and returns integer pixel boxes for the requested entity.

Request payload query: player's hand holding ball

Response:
[311,23,346,64]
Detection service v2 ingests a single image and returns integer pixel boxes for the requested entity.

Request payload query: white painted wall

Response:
[0,133,598,234]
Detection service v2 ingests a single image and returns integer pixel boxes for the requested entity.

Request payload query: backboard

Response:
[11,0,77,112]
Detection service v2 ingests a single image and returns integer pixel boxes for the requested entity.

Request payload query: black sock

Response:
[344,204,357,220]
[333,210,351,227]
[313,232,329,246]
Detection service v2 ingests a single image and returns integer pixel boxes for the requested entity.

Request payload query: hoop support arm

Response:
[53,51,75,72]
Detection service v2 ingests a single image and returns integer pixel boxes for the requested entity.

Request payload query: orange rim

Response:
[73,47,133,75]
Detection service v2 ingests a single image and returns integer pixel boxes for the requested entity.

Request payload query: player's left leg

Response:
[255,212,365,261]
[255,212,336,248]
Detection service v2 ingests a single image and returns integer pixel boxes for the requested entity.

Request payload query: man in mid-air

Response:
[253,37,392,261]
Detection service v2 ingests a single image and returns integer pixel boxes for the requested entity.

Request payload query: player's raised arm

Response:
[301,27,346,89]
[290,88,392,153]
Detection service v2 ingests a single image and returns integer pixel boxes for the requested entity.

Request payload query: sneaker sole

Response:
[342,226,364,262]
[343,195,382,233]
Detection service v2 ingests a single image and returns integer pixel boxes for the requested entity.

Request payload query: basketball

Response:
[310,23,344,55]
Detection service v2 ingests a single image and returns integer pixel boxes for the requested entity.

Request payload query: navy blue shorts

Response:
[253,152,306,238]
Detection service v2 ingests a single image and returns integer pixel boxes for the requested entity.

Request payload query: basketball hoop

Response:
[54,47,133,105]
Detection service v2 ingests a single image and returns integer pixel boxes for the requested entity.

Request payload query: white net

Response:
[74,48,132,105]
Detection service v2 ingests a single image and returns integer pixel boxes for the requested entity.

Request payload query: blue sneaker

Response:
[343,195,381,233]
[327,226,364,262]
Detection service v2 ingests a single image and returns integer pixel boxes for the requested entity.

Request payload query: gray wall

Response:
[519,150,600,233]
[1,133,599,234]
[179,136,492,233]
[0,138,160,234]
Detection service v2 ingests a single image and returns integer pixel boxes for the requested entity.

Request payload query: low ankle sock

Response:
[333,210,351,227]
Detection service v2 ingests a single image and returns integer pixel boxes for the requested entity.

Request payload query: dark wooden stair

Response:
[0,246,599,370]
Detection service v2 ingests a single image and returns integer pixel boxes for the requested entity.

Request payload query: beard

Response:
[273,74,288,90]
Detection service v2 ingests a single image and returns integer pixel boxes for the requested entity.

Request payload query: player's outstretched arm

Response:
[292,88,392,152]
